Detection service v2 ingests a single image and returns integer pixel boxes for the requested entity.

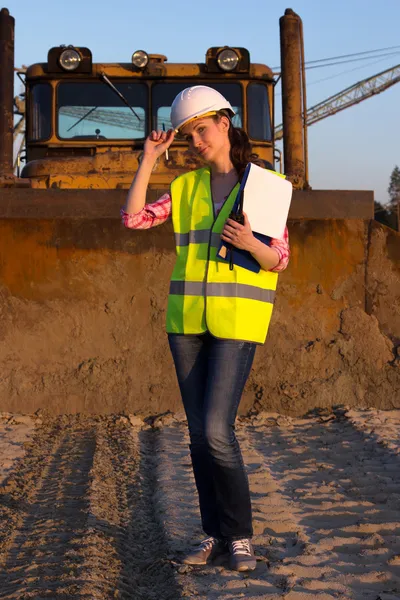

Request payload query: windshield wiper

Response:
[100,72,141,122]
[67,106,98,132]
[66,73,142,133]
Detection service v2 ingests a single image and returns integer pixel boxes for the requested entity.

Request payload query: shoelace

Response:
[199,537,218,551]
[230,539,251,555]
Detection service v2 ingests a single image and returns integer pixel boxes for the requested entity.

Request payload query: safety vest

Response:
[166,167,279,344]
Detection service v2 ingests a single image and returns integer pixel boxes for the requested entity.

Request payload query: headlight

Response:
[217,48,239,72]
[59,48,81,71]
[132,50,149,69]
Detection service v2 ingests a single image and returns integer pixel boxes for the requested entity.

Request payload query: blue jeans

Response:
[168,332,256,541]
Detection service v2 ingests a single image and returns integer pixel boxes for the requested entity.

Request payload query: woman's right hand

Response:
[143,129,175,161]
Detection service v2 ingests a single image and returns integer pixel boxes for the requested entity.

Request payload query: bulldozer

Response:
[13,45,278,190]
[3,8,306,190]
[0,7,399,415]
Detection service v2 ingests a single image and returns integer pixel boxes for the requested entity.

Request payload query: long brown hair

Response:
[214,111,262,180]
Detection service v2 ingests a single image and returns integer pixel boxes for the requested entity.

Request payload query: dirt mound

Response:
[0,218,399,414]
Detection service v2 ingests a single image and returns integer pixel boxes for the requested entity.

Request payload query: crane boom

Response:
[275,63,400,140]
[60,107,141,133]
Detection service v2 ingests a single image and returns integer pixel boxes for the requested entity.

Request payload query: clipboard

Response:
[241,163,292,239]
[216,163,290,272]
[217,231,272,273]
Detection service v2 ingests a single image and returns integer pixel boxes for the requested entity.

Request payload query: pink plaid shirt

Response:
[121,193,290,272]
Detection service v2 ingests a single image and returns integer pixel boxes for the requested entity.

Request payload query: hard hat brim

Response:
[175,109,234,134]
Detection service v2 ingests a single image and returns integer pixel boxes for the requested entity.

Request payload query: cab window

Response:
[28,83,52,141]
[57,82,148,140]
[247,83,272,141]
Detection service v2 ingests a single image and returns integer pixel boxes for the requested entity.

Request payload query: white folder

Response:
[242,163,293,239]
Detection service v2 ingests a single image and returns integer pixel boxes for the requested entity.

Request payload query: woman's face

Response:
[180,116,230,163]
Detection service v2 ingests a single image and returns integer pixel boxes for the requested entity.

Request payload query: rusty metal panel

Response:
[20,143,274,189]
[26,62,274,80]
[279,9,305,189]
[0,8,14,179]
[0,189,374,219]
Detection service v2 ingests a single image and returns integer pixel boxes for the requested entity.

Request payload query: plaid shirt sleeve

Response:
[269,226,290,272]
[121,193,290,271]
[121,193,171,229]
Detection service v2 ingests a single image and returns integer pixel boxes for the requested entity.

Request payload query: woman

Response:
[122,86,290,572]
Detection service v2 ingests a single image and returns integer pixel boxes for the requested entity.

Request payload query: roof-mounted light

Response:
[59,47,82,71]
[47,46,92,74]
[206,47,250,74]
[132,50,149,69]
[217,48,239,72]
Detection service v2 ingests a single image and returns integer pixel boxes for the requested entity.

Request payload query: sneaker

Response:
[228,538,256,571]
[182,536,227,565]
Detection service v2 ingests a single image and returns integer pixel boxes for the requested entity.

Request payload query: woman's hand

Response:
[221,212,257,252]
[143,129,175,162]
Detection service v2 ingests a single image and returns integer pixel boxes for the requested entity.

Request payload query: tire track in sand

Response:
[0,415,181,600]
[155,417,400,600]
[3,412,400,599]
[0,415,95,598]
[246,412,400,599]
[154,423,285,599]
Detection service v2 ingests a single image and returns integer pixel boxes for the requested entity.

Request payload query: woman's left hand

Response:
[221,212,256,251]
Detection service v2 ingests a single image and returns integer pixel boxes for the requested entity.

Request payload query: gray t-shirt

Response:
[214,199,224,215]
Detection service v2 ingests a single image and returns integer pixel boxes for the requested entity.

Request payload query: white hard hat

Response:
[170,85,235,132]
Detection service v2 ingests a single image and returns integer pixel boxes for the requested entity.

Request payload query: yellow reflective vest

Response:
[166,167,279,344]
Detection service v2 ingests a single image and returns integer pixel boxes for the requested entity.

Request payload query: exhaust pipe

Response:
[0,7,14,179]
[279,8,308,189]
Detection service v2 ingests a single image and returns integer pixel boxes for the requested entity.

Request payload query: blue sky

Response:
[9,0,400,203]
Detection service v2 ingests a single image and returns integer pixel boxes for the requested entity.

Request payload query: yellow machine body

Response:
[23,56,276,190]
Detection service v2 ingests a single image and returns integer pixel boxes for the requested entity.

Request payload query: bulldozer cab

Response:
[21,45,275,189]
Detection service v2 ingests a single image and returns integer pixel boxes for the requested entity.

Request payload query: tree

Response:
[376,166,400,231]
[374,200,397,230]
[388,165,400,208]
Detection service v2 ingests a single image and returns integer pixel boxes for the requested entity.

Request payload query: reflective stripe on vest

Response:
[169,280,276,304]
[166,167,279,344]
[175,230,221,248]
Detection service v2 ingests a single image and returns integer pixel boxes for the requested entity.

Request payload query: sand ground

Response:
[1,408,400,599]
